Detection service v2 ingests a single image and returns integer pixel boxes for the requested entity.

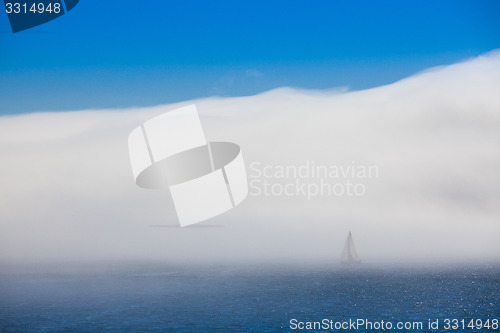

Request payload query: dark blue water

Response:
[0,263,499,332]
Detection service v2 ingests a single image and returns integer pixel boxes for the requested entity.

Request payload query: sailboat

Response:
[340,231,361,264]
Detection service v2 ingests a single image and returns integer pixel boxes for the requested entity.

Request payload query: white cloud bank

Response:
[1,51,500,264]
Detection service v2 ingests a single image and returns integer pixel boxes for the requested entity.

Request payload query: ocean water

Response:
[0,263,498,332]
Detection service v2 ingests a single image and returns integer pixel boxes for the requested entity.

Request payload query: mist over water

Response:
[1,52,500,264]
[1,52,499,332]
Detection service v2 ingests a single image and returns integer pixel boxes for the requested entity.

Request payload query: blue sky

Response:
[1,0,499,114]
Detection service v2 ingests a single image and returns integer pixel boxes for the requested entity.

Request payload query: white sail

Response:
[341,231,360,264]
